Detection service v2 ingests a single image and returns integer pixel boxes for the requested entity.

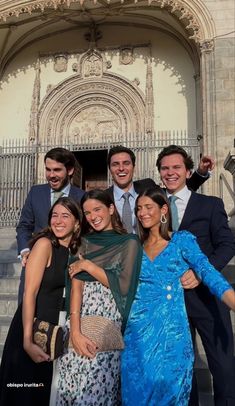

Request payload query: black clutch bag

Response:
[33,318,65,360]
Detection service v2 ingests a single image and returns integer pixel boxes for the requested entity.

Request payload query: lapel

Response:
[43,184,51,211]
[106,186,114,200]
[178,192,198,230]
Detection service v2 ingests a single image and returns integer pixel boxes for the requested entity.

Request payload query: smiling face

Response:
[45,158,74,191]
[83,199,114,232]
[159,153,191,194]
[136,196,168,230]
[50,204,79,245]
[109,152,135,191]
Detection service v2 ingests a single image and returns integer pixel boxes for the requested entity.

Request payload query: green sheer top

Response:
[66,230,142,332]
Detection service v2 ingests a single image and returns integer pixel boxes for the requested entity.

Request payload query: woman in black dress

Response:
[0,197,81,406]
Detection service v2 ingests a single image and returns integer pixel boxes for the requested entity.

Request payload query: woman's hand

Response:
[69,255,96,279]
[23,340,50,363]
[70,330,97,358]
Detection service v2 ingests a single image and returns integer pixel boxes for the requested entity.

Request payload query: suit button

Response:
[166,294,172,300]
[166,285,172,291]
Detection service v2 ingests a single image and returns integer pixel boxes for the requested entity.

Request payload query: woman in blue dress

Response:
[121,188,235,406]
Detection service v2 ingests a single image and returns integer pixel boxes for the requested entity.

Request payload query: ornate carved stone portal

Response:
[38,48,149,145]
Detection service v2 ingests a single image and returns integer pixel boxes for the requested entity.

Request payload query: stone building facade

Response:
[0,0,234,221]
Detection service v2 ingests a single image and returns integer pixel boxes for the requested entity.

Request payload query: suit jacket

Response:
[16,183,84,252]
[179,191,235,317]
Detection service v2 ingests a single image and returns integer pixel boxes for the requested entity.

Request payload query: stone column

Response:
[200,39,217,195]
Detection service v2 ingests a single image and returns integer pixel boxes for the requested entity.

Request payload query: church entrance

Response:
[73,149,108,191]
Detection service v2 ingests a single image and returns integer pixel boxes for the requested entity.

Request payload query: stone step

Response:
[0,316,12,346]
[0,259,21,278]
[0,276,20,295]
[0,293,18,317]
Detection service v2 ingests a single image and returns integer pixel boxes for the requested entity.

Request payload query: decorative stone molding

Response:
[0,0,215,44]
[29,61,40,142]
[38,71,146,144]
[54,53,68,72]
[199,39,214,54]
[120,47,134,65]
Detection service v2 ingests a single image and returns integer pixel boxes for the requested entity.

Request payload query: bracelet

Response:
[70,310,80,316]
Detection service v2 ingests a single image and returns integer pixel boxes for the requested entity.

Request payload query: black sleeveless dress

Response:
[0,243,69,406]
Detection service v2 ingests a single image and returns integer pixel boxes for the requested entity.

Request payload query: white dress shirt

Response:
[167,186,191,226]
[50,183,71,206]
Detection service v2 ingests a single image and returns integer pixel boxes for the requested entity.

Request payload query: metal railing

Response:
[0,131,200,227]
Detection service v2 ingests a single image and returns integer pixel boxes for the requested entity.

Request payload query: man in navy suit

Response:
[157,144,235,406]
[107,145,211,233]
[16,147,84,302]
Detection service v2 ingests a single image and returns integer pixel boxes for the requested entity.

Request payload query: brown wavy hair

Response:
[80,189,127,235]
[29,196,82,254]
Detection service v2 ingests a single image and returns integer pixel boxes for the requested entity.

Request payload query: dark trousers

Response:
[188,303,235,406]
[18,267,25,304]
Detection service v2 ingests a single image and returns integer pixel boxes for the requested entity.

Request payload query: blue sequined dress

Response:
[121,231,232,406]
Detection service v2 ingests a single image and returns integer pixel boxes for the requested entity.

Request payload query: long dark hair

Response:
[135,188,172,244]
[29,196,82,254]
[80,189,126,235]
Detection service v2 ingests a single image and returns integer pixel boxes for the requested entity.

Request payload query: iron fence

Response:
[0,131,200,227]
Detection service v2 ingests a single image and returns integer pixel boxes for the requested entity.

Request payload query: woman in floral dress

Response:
[54,190,142,405]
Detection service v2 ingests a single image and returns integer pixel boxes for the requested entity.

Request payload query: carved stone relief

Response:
[120,47,134,65]
[38,46,147,145]
[54,54,68,72]
[70,106,122,141]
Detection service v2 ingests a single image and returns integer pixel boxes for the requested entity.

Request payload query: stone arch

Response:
[0,0,215,44]
[38,72,146,144]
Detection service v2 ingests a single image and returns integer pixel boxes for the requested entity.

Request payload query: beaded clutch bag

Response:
[70,315,124,352]
[33,318,65,360]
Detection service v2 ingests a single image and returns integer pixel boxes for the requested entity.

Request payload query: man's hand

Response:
[197,155,215,176]
[180,269,201,289]
[21,251,30,267]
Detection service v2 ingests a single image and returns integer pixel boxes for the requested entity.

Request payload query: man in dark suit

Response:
[156,144,235,406]
[16,147,84,302]
[106,145,211,233]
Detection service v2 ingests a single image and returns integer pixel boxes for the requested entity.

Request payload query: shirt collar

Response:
[113,183,136,201]
[51,183,71,196]
[167,185,191,201]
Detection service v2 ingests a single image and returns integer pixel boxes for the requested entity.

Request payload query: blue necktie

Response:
[169,195,179,231]
[122,192,133,233]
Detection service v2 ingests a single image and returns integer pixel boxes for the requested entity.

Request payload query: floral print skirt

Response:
[55,282,122,406]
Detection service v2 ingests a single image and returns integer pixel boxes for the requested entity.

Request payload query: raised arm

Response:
[181,232,235,310]
[187,155,214,191]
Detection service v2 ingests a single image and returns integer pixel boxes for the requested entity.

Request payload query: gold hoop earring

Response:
[160,213,167,224]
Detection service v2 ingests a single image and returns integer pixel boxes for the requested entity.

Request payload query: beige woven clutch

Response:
[71,315,124,352]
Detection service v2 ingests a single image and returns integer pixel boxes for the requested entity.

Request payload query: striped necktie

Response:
[169,195,179,231]
[122,192,133,233]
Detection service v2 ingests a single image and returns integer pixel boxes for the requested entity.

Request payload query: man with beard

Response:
[16,147,84,302]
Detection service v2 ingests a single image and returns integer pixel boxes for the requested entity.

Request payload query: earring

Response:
[160,213,167,224]
[74,223,80,232]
